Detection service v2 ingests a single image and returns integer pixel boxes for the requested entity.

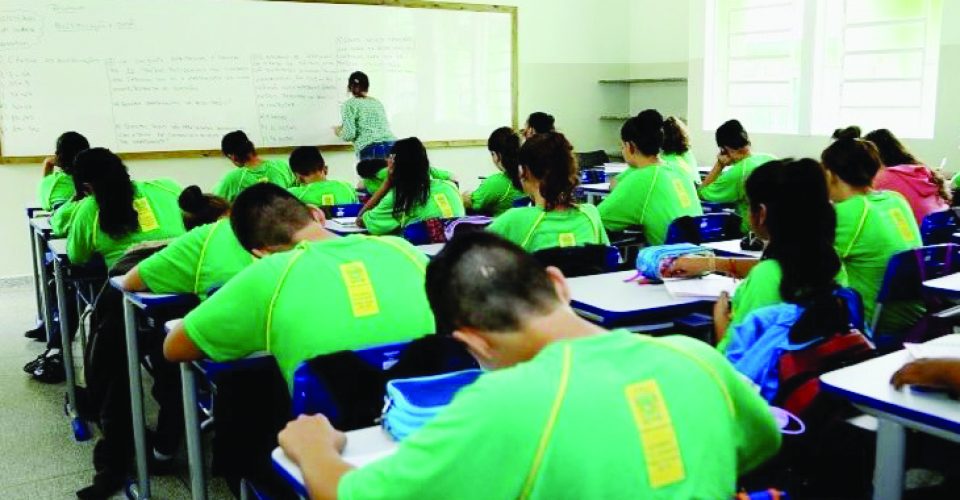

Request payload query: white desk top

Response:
[580,182,611,193]
[325,217,368,234]
[703,239,763,259]
[48,238,68,257]
[30,216,53,235]
[417,243,446,256]
[603,163,628,174]
[109,276,195,309]
[272,426,398,496]
[567,270,706,320]
[923,272,960,296]
[821,334,960,441]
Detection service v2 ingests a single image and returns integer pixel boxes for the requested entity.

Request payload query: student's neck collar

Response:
[291,222,338,244]
[832,184,872,203]
[302,172,327,184]
[244,156,263,168]
[522,307,607,353]
[629,155,661,168]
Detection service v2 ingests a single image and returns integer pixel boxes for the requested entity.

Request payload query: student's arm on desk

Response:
[119,266,148,293]
[892,358,960,393]
[663,256,759,280]
[163,321,206,362]
[279,415,352,500]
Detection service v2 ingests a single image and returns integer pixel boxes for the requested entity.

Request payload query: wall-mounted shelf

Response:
[599,115,631,121]
[598,77,688,84]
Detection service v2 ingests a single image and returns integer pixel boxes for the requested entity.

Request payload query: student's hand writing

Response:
[662,256,709,278]
[42,156,56,176]
[278,414,347,466]
[713,292,732,341]
[891,358,960,391]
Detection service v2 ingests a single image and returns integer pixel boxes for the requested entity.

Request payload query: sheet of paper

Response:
[904,341,960,360]
[663,275,738,300]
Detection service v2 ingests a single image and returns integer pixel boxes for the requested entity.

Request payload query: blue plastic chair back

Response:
[580,168,606,184]
[664,213,743,244]
[511,196,533,208]
[327,203,363,218]
[400,220,436,245]
[876,244,960,305]
[835,287,866,334]
[920,209,960,245]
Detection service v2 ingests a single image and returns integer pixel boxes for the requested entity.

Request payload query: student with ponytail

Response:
[462,127,526,216]
[598,109,702,245]
[214,130,295,202]
[661,116,700,186]
[487,132,609,252]
[865,128,950,224]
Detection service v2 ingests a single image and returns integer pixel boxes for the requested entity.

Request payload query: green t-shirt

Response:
[338,97,397,154]
[288,180,359,207]
[834,191,924,331]
[38,171,76,212]
[339,331,781,500]
[67,179,186,268]
[662,151,700,186]
[137,219,254,301]
[699,154,776,231]
[50,198,82,237]
[363,167,455,194]
[470,172,525,216]
[719,260,784,353]
[598,164,703,245]
[182,235,435,387]
[487,204,610,253]
[213,159,295,202]
[361,179,466,235]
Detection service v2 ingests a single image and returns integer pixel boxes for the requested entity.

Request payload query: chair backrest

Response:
[580,168,606,185]
[532,244,620,277]
[512,196,533,208]
[576,150,610,170]
[876,244,960,305]
[401,218,448,245]
[664,213,744,245]
[322,203,363,219]
[920,209,960,245]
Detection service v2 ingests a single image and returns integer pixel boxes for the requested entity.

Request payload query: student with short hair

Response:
[661,116,700,186]
[865,128,950,224]
[214,130,295,201]
[822,137,924,335]
[598,109,703,245]
[120,186,253,301]
[462,127,526,216]
[42,131,90,235]
[699,120,776,232]
[357,137,465,235]
[277,232,781,500]
[522,111,555,139]
[287,146,358,207]
[163,183,436,388]
[335,71,397,160]
[487,132,609,251]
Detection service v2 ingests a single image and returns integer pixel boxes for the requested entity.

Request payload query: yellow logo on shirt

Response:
[888,208,916,242]
[558,233,577,247]
[132,198,160,232]
[434,194,454,218]
[672,179,692,209]
[321,194,336,206]
[340,262,380,317]
[625,380,686,488]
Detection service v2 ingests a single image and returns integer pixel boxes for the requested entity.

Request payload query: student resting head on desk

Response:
[42,131,91,236]
[288,145,359,207]
[214,130,296,202]
[277,231,781,500]
[356,137,465,235]
[598,109,703,245]
[163,183,436,388]
[864,128,951,225]
[821,137,924,336]
[486,131,610,252]
[461,126,526,216]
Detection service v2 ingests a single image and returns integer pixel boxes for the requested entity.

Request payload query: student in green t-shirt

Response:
[287,146,358,207]
[661,116,700,187]
[277,232,781,500]
[357,137,465,235]
[462,127,526,216]
[487,132,609,252]
[357,158,456,194]
[213,130,295,202]
[163,183,435,387]
[598,109,703,245]
[39,132,90,236]
[120,186,253,301]
[699,120,776,231]
[821,137,924,336]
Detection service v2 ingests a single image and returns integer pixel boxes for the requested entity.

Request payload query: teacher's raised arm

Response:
[334,71,397,160]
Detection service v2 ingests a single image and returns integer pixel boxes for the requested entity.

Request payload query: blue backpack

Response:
[382,369,482,441]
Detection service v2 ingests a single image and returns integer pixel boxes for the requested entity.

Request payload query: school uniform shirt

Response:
[361,179,465,235]
[137,219,254,301]
[470,172,525,216]
[698,154,776,231]
[337,97,397,154]
[362,167,456,194]
[873,164,950,225]
[38,171,75,211]
[834,191,924,332]
[718,260,784,354]
[598,164,703,245]
[49,198,82,237]
[338,330,781,500]
[213,159,295,202]
[181,235,435,387]
[487,204,610,253]
[288,180,359,207]
[661,150,700,186]
[67,179,186,268]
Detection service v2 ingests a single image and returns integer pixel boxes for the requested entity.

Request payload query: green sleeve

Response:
[338,101,358,142]
[50,198,81,237]
[429,167,454,181]
[471,174,509,213]
[699,165,744,203]
[361,190,402,235]
[38,173,73,211]
[66,200,97,265]
[598,173,646,232]
[138,226,206,295]
[719,262,783,353]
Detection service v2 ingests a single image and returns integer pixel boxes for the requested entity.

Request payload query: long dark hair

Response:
[73,148,139,239]
[821,138,882,188]
[621,109,664,156]
[390,137,432,219]
[488,127,522,190]
[662,116,690,155]
[865,128,950,203]
[55,131,90,175]
[179,185,230,230]
[518,132,579,211]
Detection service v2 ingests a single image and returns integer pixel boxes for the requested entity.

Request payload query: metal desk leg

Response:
[123,296,151,499]
[181,362,207,500]
[873,418,905,500]
[53,258,89,441]
[36,232,55,343]
[586,192,597,205]
[29,224,43,324]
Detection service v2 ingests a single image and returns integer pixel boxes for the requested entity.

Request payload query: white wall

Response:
[0,0,633,278]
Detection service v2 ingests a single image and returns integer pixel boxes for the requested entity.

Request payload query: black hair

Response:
[426,231,562,335]
[390,137,432,220]
[621,109,665,156]
[55,131,90,175]
[348,71,370,97]
[179,185,230,230]
[230,183,315,252]
[488,127,522,190]
[72,148,139,239]
[715,119,750,150]
[518,132,579,210]
[289,146,326,176]
[821,138,882,188]
[832,126,861,141]
[662,116,690,155]
[221,130,256,164]
[356,158,387,180]
[526,112,555,134]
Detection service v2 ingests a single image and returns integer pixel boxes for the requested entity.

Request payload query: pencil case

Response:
[635,243,714,281]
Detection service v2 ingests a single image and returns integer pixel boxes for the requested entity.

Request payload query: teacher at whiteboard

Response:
[334,71,397,160]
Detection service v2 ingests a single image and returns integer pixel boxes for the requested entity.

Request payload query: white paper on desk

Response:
[663,276,738,299]
[330,217,358,228]
[904,342,960,360]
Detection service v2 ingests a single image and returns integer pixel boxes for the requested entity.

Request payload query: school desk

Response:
[923,272,960,299]
[821,334,960,500]
[417,243,445,256]
[703,239,763,258]
[271,426,398,497]
[26,208,50,327]
[580,182,611,204]
[30,216,58,338]
[325,217,369,235]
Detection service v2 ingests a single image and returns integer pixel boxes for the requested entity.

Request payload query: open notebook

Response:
[662,275,739,300]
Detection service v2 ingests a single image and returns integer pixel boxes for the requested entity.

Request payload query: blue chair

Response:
[919,209,960,245]
[580,168,606,184]
[511,196,533,208]
[401,217,492,245]
[324,203,363,219]
[664,213,743,245]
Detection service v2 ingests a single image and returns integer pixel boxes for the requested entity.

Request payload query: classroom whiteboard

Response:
[0,0,515,159]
